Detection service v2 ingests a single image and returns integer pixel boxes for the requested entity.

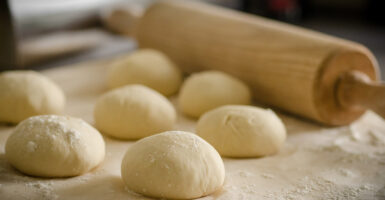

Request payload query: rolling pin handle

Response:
[337,70,385,119]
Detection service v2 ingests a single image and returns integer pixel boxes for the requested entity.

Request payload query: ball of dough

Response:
[94,85,176,139]
[179,70,251,118]
[107,49,182,96]
[196,105,286,157]
[5,115,105,177]
[0,71,65,124]
[121,131,225,199]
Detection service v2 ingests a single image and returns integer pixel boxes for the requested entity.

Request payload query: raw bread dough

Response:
[0,71,65,124]
[107,49,182,96]
[196,105,286,157]
[121,131,225,199]
[5,115,105,177]
[179,71,251,118]
[94,85,176,139]
[1,60,385,200]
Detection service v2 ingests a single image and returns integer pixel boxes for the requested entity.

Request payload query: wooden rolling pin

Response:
[105,0,384,125]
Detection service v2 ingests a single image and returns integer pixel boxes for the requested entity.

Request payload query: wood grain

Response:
[109,0,381,125]
[135,0,380,125]
[337,70,385,119]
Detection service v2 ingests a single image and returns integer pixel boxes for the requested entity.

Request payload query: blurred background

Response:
[1,0,384,78]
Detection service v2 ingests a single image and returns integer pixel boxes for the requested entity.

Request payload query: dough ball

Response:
[5,115,105,177]
[196,105,286,157]
[107,49,182,96]
[94,85,176,139]
[121,131,225,199]
[179,71,251,118]
[0,71,65,124]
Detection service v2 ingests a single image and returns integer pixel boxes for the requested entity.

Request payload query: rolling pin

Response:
[104,0,384,125]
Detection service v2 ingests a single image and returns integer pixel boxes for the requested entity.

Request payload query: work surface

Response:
[0,59,385,200]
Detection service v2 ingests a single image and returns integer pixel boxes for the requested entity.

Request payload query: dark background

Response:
[4,0,384,79]
[241,0,385,79]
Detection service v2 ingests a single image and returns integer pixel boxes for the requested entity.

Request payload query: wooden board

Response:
[1,59,385,199]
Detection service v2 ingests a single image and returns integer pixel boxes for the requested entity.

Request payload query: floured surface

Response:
[0,60,384,200]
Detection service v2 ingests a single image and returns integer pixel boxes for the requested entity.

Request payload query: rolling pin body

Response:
[127,1,379,125]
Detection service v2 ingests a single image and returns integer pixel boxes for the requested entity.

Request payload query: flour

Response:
[1,61,385,199]
[260,173,274,179]
[25,181,58,200]
[277,176,372,200]
[26,141,37,152]
[337,168,355,177]
[67,129,81,146]
[2,111,385,200]
[236,170,253,178]
[17,115,82,148]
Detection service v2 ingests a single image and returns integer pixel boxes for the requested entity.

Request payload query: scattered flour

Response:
[26,141,37,152]
[67,129,81,146]
[237,170,254,178]
[24,181,58,200]
[261,173,274,179]
[1,80,385,200]
[338,168,356,177]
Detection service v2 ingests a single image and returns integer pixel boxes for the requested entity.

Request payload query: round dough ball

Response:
[0,71,65,124]
[107,49,182,96]
[5,115,105,177]
[179,70,251,118]
[94,85,176,139]
[121,131,225,199]
[196,105,286,157]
